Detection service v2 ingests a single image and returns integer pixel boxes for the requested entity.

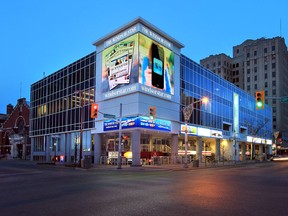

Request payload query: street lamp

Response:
[182,97,208,168]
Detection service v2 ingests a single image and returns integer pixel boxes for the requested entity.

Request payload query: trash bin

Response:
[83,156,92,169]
[193,159,199,167]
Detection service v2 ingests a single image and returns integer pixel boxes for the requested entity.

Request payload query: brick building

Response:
[0,98,30,159]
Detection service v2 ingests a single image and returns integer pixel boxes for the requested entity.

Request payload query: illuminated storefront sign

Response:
[178,150,196,155]
[180,124,223,138]
[103,116,171,132]
[180,125,197,135]
[247,136,272,145]
[211,130,223,138]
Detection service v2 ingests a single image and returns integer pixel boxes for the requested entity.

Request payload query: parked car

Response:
[271,155,288,162]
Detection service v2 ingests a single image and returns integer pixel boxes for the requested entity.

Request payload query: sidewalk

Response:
[89,160,270,172]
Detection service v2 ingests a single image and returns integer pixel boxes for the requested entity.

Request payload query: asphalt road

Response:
[0,160,287,216]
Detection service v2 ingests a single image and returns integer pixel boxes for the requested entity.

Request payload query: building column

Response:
[197,137,202,162]
[45,136,50,162]
[251,143,255,160]
[171,134,178,164]
[259,143,263,161]
[131,130,141,166]
[93,134,101,165]
[31,138,35,161]
[241,143,246,161]
[235,141,239,161]
[215,139,220,161]
[66,134,71,163]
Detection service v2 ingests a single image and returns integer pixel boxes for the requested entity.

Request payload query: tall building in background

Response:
[200,37,288,138]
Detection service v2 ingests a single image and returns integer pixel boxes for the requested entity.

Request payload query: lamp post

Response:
[54,141,57,163]
[182,97,208,168]
[117,103,123,169]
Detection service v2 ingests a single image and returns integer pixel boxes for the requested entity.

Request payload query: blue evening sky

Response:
[0,0,287,113]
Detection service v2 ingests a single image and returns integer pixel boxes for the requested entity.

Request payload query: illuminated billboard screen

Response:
[139,34,174,95]
[101,34,139,93]
[101,33,174,96]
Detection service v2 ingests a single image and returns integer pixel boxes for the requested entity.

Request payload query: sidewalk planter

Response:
[193,160,199,167]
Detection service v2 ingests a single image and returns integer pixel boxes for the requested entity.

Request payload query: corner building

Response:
[30,18,273,165]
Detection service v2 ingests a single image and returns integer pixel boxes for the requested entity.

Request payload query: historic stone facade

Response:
[0,98,30,159]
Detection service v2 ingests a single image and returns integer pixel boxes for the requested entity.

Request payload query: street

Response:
[0,160,288,216]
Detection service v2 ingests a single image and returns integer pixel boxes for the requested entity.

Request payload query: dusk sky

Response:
[1,0,287,113]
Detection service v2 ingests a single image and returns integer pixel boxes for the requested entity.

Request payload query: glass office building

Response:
[30,17,272,165]
[30,52,96,162]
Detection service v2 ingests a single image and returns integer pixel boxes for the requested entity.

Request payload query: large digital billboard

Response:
[139,34,174,95]
[101,34,139,93]
[101,33,175,96]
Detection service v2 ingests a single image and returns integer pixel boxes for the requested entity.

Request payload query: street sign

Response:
[281,96,288,103]
[103,113,116,119]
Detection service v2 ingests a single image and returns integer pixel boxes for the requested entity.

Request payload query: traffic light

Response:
[149,106,156,119]
[91,103,98,118]
[255,90,265,110]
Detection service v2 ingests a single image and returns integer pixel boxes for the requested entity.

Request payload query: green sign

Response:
[281,96,288,103]
[103,113,116,119]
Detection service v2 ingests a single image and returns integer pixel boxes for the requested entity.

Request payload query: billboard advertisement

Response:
[101,33,175,96]
[101,34,139,93]
[139,34,175,95]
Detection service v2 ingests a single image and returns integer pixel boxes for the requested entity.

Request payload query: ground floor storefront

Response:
[30,129,272,166]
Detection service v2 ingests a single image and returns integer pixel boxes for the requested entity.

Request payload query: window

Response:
[254,84,257,89]
[265,73,268,79]
[247,53,250,58]
[272,80,276,86]
[247,61,250,66]
[265,82,268,87]
[254,50,257,56]
[247,69,250,74]
[272,45,275,51]
[272,72,276,77]
[264,47,267,53]
[254,67,257,72]
[237,49,239,54]
[218,61,221,66]
[247,77,250,82]
[247,85,250,91]
[264,65,267,70]
[272,62,276,69]
[254,76,257,81]
[254,59,257,64]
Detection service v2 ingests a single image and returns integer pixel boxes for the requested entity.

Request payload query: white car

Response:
[271,155,288,161]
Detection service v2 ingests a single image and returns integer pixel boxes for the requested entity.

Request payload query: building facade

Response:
[200,37,288,137]
[30,18,273,166]
[0,98,30,159]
